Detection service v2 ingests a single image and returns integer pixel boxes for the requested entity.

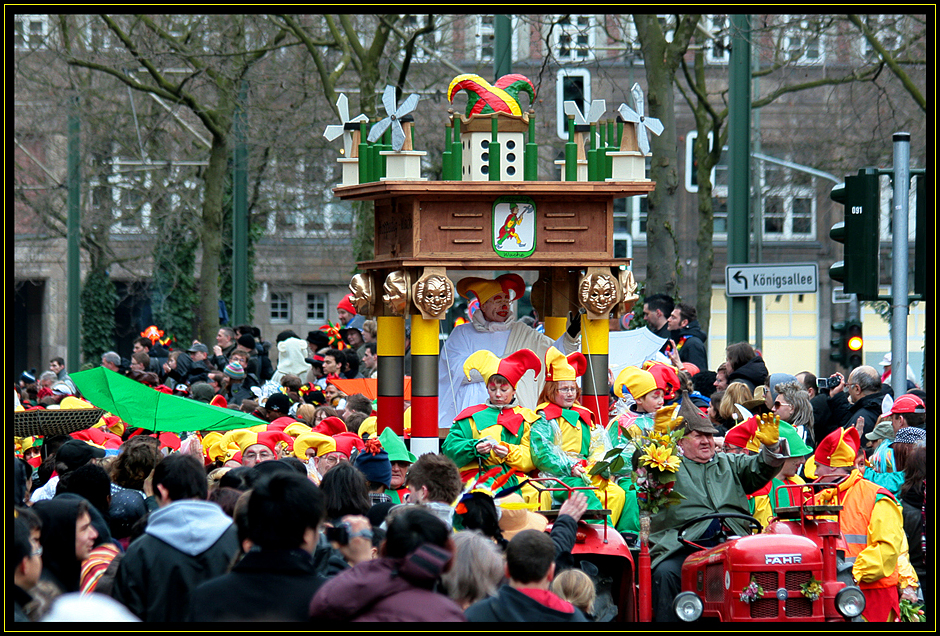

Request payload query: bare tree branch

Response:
[847,14,926,111]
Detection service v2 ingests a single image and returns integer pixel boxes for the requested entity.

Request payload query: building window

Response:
[476,15,495,61]
[782,16,825,65]
[759,159,816,240]
[307,293,328,322]
[270,292,291,323]
[14,15,48,50]
[704,15,730,64]
[613,194,648,245]
[859,14,904,59]
[553,15,595,61]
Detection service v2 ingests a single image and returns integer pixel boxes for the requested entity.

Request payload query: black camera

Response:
[325,523,350,545]
[817,375,840,391]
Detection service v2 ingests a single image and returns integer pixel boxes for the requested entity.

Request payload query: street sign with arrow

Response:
[725,263,818,297]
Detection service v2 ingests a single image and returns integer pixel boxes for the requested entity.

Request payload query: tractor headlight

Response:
[673,591,703,622]
[834,586,865,619]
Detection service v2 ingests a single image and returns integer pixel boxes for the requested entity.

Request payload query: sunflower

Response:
[639,443,681,473]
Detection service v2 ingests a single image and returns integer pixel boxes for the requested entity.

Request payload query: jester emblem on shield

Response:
[492,195,536,258]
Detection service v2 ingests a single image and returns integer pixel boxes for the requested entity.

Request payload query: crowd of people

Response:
[12,286,927,623]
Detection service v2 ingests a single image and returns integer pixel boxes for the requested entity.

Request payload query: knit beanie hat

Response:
[354,438,392,488]
[337,293,358,316]
[224,361,246,380]
[237,334,256,350]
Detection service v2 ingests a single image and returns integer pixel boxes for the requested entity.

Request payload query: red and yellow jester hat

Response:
[544,346,587,382]
[463,348,542,390]
[642,361,681,401]
[804,426,860,479]
[456,273,526,304]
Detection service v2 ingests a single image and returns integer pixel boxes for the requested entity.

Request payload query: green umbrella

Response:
[71,367,266,433]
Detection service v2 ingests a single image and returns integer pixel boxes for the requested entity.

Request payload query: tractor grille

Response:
[786,597,813,618]
[705,564,725,602]
[749,571,780,618]
[785,570,814,618]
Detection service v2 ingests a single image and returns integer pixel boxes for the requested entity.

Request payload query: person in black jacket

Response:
[110,454,239,622]
[667,303,708,372]
[832,365,885,439]
[465,527,589,622]
[725,342,769,391]
[189,472,329,622]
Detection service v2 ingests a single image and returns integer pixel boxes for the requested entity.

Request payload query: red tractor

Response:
[670,483,865,622]
[535,480,864,623]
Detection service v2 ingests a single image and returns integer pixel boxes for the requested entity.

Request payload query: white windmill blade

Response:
[564,100,587,125]
[617,103,640,124]
[629,82,664,155]
[585,99,606,124]
[323,93,368,155]
[368,85,420,151]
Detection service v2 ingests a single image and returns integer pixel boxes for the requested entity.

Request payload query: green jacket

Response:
[649,446,785,569]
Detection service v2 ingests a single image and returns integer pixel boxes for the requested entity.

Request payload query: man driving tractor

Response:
[649,410,788,622]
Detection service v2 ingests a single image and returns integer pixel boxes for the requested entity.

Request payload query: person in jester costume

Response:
[529,347,634,533]
[377,426,417,505]
[442,348,544,503]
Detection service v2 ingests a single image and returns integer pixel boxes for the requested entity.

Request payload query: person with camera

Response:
[797,370,841,443]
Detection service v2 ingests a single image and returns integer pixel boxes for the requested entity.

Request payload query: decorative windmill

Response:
[608,83,662,182]
[324,93,369,187]
[617,83,664,156]
[368,85,425,180]
[556,99,606,181]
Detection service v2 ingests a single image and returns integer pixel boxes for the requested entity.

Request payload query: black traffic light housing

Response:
[829,168,881,300]
[830,321,847,366]
[845,320,863,370]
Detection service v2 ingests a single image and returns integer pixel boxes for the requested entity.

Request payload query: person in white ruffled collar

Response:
[438,273,581,431]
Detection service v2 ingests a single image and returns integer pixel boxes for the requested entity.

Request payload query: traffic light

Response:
[829,321,847,366]
[845,320,863,369]
[829,168,881,300]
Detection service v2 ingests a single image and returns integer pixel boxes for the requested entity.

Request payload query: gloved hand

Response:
[566,310,583,338]
[755,413,780,446]
[652,404,682,434]
[623,423,643,441]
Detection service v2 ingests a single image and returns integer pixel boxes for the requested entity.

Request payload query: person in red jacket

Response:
[308,507,465,622]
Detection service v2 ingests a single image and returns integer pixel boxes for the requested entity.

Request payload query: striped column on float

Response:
[409,315,440,455]
[543,316,567,341]
[580,317,610,429]
[376,316,405,436]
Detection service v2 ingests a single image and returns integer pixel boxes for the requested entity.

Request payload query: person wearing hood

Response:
[189,472,328,622]
[109,454,239,622]
[308,507,466,622]
[724,341,769,391]
[271,334,312,385]
[32,496,99,594]
[666,302,708,372]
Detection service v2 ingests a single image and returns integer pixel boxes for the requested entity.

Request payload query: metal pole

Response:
[67,96,81,370]
[751,49,763,351]
[232,80,249,326]
[891,133,910,398]
[494,15,512,78]
[727,15,751,344]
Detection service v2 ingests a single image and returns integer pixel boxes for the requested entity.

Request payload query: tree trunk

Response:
[197,133,229,344]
